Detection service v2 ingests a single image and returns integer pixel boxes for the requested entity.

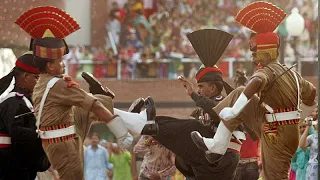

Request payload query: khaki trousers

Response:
[213,87,299,180]
[41,95,113,180]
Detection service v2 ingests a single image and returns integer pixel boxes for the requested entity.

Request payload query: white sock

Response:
[139,109,147,120]
[205,122,232,154]
[113,108,147,134]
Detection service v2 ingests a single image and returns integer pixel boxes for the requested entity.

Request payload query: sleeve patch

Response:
[63,76,80,88]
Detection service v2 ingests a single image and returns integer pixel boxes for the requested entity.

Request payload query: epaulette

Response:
[15,92,25,99]
[63,75,80,88]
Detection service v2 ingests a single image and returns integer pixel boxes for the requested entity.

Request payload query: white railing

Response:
[64,56,318,79]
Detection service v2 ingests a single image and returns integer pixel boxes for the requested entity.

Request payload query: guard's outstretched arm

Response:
[242,77,263,99]
[191,92,218,111]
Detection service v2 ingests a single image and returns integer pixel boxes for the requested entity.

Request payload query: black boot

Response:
[141,96,158,136]
[128,98,145,113]
[204,153,224,164]
[190,131,223,164]
[140,124,159,136]
[81,72,115,99]
[145,96,156,120]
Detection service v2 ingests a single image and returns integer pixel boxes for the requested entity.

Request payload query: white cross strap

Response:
[0,92,34,113]
[35,77,60,133]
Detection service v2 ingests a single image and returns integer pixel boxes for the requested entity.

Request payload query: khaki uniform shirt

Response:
[251,61,315,109]
[33,74,97,128]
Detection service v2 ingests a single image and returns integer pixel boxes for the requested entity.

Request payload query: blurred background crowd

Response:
[0,0,318,179]
[64,0,318,79]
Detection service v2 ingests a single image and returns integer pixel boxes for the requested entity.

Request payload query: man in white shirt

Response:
[84,133,113,180]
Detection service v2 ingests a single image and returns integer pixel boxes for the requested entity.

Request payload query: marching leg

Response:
[106,116,133,149]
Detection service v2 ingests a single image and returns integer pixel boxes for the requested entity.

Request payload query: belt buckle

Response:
[36,129,45,138]
[271,113,277,122]
[240,159,249,164]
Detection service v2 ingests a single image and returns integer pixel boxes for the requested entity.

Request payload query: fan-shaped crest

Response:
[187,29,233,67]
[15,6,80,39]
[235,1,286,33]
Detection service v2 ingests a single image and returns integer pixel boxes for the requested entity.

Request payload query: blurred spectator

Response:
[109,143,133,180]
[84,133,113,180]
[121,60,132,79]
[77,46,84,58]
[108,9,121,46]
[144,0,158,19]
[64,47,80,78]
[188,63,198,79]
[136,54,149,78]
[93,47,108,78]
[129,135,146,180]
[147,54,158,78]
[132,4,151,46]
[291,121,316,180]
[235,129,260,180]
[233,70,260,180]
[176,63,184,77]
[106,48,118,78]
[133,135,176,180]
[299,118,318,180]
[127,33,143,49]
[172,170,185,180]
[81,48,94,74]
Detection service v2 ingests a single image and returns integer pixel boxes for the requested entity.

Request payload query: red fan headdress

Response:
[235,1,286,61]
[15,6,80,60]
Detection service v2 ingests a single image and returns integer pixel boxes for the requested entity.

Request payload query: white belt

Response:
[38,125,76,139]
[265,111,300,122]
[233,131,246,141]
[228,142,241,152]
[0,136,11,144]
[239,158,258,164]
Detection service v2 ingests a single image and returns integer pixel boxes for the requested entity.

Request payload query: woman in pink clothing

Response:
[93,47,107,78]
[134,135,176,180]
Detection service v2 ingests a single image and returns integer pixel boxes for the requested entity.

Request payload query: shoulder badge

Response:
[15,92,24,98]
[63,75,80,88]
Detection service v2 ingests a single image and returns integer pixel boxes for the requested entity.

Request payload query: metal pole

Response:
[279,36,285,64]
[317,1,320,176]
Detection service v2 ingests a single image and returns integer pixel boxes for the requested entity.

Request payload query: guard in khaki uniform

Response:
[15,7,133,180]
[36,94,114,180]
[191,2,317,180]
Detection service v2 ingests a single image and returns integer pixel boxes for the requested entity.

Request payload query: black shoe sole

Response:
[81,72,115,99]
[145,96,156,120]
[190,131,209,151]
[128,98,145,113]
[82,72,102,86]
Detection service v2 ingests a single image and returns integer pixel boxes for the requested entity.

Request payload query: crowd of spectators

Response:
[64,0,319,79]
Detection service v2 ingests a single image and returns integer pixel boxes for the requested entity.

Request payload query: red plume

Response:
[15,6,80,39]
[235,1,286,33]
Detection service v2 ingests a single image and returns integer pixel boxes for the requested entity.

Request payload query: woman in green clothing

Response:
[109,143,133,180]
[291,120,315,180]
[81,48,94,74]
